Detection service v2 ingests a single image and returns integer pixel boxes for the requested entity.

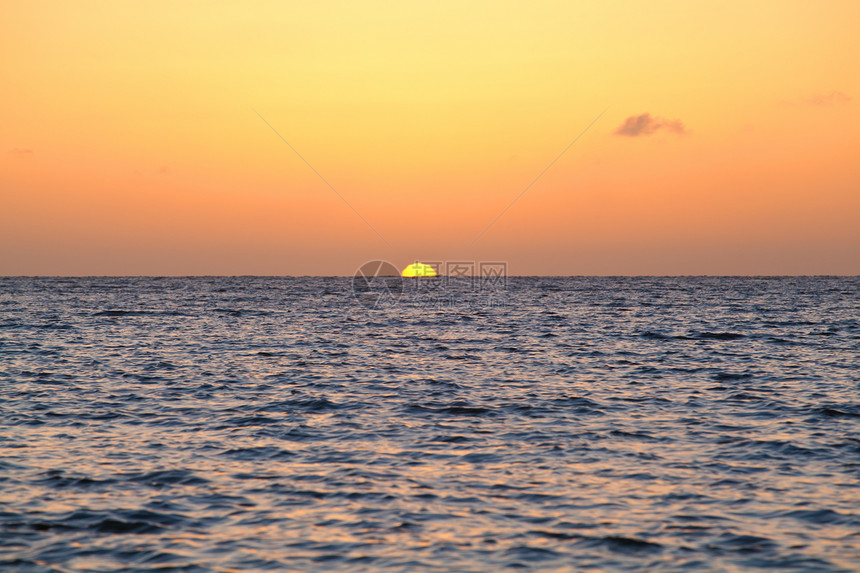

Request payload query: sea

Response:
[1,276,858,572]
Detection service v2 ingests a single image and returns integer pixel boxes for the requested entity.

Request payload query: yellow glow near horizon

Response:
[1,1,859,274]
[402,263,438,278]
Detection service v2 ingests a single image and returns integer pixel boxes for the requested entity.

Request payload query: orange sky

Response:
[2,0,858,275]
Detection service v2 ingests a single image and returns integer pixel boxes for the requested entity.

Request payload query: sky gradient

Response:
[2,1,859,275]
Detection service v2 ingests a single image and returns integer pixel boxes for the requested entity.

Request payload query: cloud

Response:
[614,113,687,137]
[805,91,852,106]
[9,148,34,154]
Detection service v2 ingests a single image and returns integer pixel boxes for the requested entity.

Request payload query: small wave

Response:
[405,402,495,417]
[713,372,753,381]
[121,469,209,488]
[815,405,860,418]
[36,470,117,490]
[35,323,75,330]
[640,331,672,340]
[441,405,493,415]
[429,434,471,443]
[571,534,664,554]
[610,429,659,441]
[602,535,664,553]
[443,353,482,361]
[504,545,562,562]
[93,309,150,316]
[551,395,607,415]
[6,508,184,536]
[765,336,799,345]
[781,508,860,526]
[94,518,165,534]
[693,331,747,340]
[711,532,779,553]
[460,452,501,464]
[552,396,601,407]
[724,392,762,401]
[291,398,345,412]
[219,447,296,461]
[529,529,582,540]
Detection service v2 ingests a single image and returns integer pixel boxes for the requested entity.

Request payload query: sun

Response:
[401,262,438,278]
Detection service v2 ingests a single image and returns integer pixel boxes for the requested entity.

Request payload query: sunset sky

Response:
[2,1,858,275]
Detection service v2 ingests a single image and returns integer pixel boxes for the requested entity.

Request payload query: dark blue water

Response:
[1,277,858,572]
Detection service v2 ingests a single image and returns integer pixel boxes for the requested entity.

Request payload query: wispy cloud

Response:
[9,148,34,154]
[804,91,852,106]
[614,113,687,137]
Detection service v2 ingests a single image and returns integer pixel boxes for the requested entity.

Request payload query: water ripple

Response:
[1,276,858,571]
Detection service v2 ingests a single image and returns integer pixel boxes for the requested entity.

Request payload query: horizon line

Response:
[2,274,857,279]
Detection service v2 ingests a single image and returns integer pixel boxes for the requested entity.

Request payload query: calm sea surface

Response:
[1,277,858,572]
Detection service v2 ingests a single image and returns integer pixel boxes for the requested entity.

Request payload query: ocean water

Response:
[1,276,858,572]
